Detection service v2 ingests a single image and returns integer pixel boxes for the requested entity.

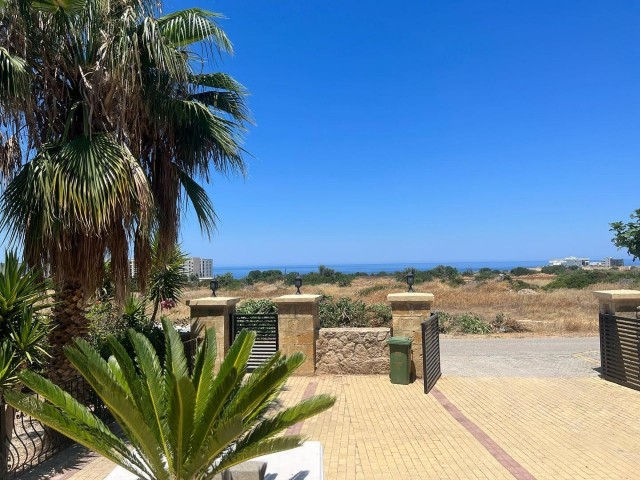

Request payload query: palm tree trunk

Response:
[49,280,87,385]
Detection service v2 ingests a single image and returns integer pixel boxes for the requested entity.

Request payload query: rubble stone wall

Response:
[316,327,390,374]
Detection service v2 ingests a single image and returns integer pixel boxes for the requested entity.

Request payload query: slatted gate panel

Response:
[231,314,279,372]
[422,313,441,394]
[599,313,640,391]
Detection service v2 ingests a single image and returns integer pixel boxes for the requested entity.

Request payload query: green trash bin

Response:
[388,336,412,384]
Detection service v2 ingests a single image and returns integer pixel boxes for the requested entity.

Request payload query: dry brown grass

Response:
[167,277,612,335]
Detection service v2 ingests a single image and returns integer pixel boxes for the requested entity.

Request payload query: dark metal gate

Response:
[231,314,279,372]
[422,313,441,394]
[599,313,640,391]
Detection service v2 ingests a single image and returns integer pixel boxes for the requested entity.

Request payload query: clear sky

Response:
[158,2,640,265]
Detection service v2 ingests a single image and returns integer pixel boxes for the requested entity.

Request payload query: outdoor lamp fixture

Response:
[406,271,415,292]
[210,277,219,297]
[294,275,303,295]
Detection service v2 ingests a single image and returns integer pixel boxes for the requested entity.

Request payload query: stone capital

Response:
[187,297,241,307]
[593,290,640,301]
[593,289,640,314]
[387,292,435,303]
[273,294,322,305]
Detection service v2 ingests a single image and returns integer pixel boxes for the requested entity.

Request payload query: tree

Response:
[148,240,188,323]
[610,209,640,260]
[4,321,335,479]
[0,0,249,381]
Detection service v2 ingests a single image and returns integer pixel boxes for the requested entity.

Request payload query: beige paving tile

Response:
[59,375,640,480]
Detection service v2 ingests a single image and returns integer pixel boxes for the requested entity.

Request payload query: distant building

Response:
[182,257,213,279]
[128,258,137,278]
[604,257,624,268]
[548,257,590,268]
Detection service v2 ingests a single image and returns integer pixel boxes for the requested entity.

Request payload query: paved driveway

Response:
[441,336,600,377]
[32,336,640,480]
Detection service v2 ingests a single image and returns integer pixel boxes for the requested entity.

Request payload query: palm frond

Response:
[158,8,232,52]
[0,47,29,99]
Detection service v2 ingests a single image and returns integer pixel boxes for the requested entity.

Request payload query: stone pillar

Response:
[274,294,321,376]
[187,297,240,369]
[387,292,435,379]
[593,290,640,314]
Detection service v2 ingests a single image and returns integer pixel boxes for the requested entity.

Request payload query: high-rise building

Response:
[181,257,213,279]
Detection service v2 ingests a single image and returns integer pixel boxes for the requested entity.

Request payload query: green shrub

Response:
[475,268,502,281]
[319,296,392,328]
[366,303,392,327]
[510,267,536,276]
[237,298,278,314]
[395,265,464,287]
[245,269,285,285]
[437,311,526,334]
[544,270,606,290]
[540,265,567,275]
[319,296,368,328]
[86,296,164,360]
[437,311,491,334]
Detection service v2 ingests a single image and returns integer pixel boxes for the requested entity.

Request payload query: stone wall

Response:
[316,327,390,374]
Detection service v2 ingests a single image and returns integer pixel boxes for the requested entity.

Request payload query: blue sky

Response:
[175,1,640,266]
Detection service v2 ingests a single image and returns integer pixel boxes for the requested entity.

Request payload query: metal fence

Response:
[231,314,279,372]
[421,313,441,394]
[1,376,109,479]
[599,313,640,391]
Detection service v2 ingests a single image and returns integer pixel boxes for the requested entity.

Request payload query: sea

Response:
[212,261,547,279]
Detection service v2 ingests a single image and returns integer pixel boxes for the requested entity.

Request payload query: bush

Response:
[318,296,392,328]
[544,270,606,290]
[366,303,392,327]
[475,268,502,281]
[437,312,491,334]
[245,270,284,285]
[437,311,526,334]
[86,296,164,360]
[541,265,568,275]
[319,296,368,328]
[395,265,464,287]
[237,298,278,314]
[510,267,536,276]
[285,266,356,288]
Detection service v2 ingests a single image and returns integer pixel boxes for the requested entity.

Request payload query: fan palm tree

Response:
[4,321,335,479]
[0,0,250,382]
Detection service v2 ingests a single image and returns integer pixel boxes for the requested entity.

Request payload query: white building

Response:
[548,257,590,268]
[128,258,137,278]
[182,257,213,279]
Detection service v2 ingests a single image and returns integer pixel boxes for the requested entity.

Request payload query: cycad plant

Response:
[4,320,335,479]
[0,251,51,391]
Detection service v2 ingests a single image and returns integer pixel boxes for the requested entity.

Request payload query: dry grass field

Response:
[166,274,611,335]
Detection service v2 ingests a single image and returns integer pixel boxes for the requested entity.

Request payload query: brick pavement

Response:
[296,375,640,479]
[36,373,640,480]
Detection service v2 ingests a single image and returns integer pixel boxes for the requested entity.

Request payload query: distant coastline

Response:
[212,261,548,279]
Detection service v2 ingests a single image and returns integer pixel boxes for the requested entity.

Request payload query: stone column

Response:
[593,290,640,314]
[274,294,321,376]
[387,292,435,379]
[187,297,240,369]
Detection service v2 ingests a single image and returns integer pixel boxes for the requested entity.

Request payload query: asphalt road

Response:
[440,336,600,377]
